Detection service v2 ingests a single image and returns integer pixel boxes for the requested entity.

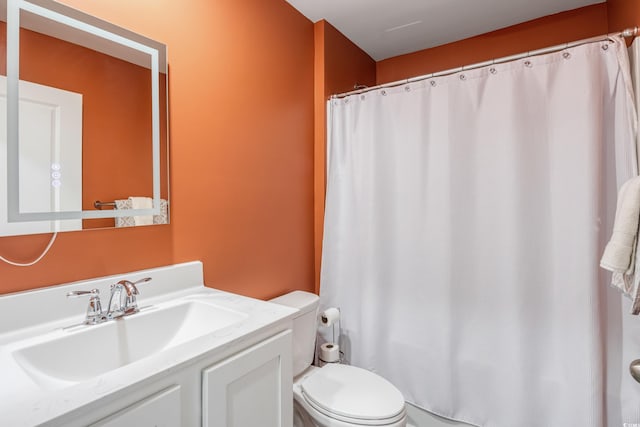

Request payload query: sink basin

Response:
[12,300,247,389]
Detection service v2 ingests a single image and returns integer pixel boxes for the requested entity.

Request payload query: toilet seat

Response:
[300,364,406,426]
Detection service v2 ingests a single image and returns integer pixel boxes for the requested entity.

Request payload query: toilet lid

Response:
[300,364,405,423]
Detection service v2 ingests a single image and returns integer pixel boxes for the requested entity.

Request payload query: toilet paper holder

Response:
[319,307,343,364]
[320,307,340,327]
[320,307,340,342]
[319,342,342,364]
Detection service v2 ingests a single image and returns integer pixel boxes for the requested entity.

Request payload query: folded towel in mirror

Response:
[153,199,169,225]
[115,198,168,227]
[115,199,134,228]
[129,196,153,226]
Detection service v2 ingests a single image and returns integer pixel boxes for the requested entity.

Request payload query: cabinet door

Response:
[89,385,181,427]
[203,330,292,427]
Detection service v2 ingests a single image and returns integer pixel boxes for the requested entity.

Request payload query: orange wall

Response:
[313,20,376,290]
[608,0,640,33]
[0,1,632,299]
[82,73,168,230]
[0,0,315,299]
[377,3,609,84]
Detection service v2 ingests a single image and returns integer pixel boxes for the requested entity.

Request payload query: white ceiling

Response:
[285,0,604,61]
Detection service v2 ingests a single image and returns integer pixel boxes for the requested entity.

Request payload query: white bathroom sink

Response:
[0,262,297,427]
[12,300,247,389]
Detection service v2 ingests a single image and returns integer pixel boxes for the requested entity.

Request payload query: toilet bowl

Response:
[270,291,407,427]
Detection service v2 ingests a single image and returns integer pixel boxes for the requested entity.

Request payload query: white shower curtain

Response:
[320,37,637,427]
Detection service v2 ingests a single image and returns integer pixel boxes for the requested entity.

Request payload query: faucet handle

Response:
[67,288,105,325]
[67,289,100,298]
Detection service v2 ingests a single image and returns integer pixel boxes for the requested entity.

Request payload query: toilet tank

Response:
[270,291,319,377]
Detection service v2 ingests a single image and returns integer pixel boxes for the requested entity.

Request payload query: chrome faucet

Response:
[66,288,105,325]
[67,277,152,324]
[107,278,148,318]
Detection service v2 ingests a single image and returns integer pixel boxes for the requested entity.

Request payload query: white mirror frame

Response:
[6,0,164,222]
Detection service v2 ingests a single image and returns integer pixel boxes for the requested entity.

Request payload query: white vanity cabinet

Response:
[203,331,293,427]
[46,329,293,427]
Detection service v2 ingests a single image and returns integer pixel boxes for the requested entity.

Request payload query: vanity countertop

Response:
[0,262,297,426]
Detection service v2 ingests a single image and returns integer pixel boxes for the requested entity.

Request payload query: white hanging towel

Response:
[129,196,154,226]
[601,176,640,313]
[601,177,640,271]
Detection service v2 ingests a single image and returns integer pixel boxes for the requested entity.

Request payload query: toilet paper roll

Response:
[320,342,340,363]
[320,307,340,327]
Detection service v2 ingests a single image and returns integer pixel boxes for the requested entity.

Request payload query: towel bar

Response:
[94,200,116,210]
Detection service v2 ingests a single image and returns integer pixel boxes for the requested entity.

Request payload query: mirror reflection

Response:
[0,0,168,237]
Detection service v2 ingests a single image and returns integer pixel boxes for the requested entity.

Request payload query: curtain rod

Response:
[331,26,639,99]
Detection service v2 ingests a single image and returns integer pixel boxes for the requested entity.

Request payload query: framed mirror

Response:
[0,0,169,236]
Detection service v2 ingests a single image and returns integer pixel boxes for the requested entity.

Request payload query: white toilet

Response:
[271,291,407,427]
